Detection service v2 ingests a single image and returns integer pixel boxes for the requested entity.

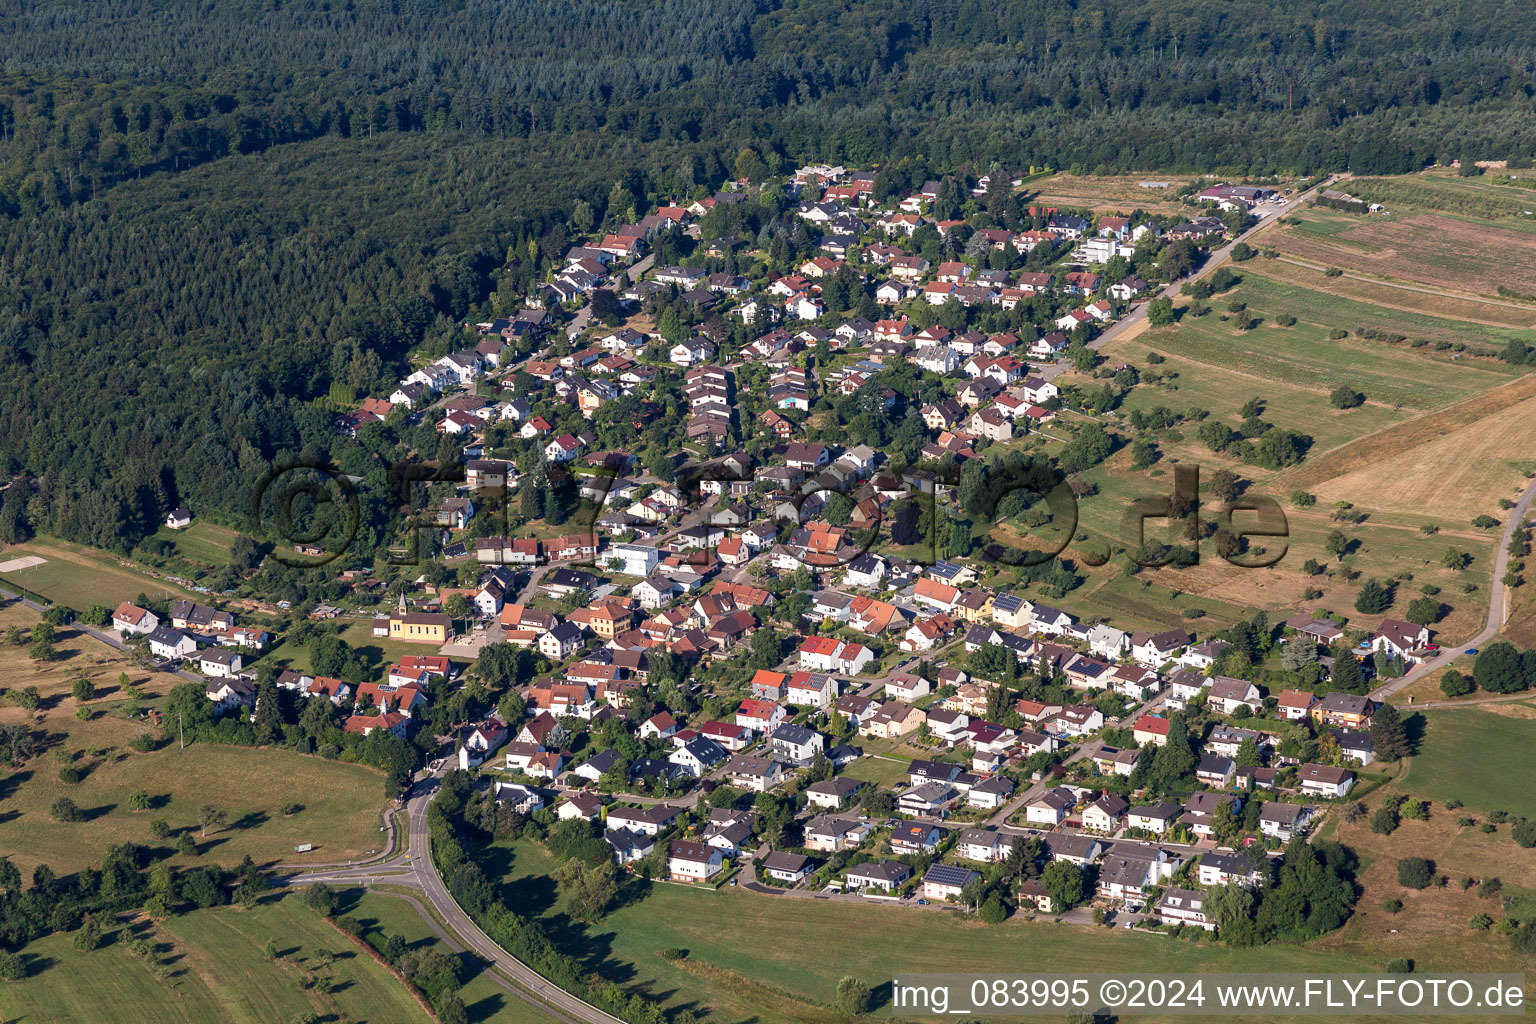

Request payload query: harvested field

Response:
[1306,393,1536,521]
[1270,211,1536,297]
[1275,373,1536,491]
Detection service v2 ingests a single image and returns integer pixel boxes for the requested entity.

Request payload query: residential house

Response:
[1081,793,1130,833]
[922,864,982,902]
[1126,802,1181,835]
[769,723,825,766]
[845,860,911,893]
[1205,676,1262,716]
[1156,888,1214,931]
[805,777,864,809]
[1311,693,1374,729]
[1259,802,1316,842]
[667,840,724,883]
[804,816,871,853]
[1296,763,1355,798]
[1025,787,1076,826]
[723,754,785,793]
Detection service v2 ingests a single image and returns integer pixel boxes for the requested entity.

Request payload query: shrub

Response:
[1440,671,1473,698]
[1469,914,1493,930]
[1397,857,1433,889]
[837,976,873,1015]
[1370,805,1399,834]
[1329,385,1364,409]
[0,951,24,980]
[1512,818,1536,848]
[50,796,83,822]
[1385,958,1413,973]
[58,767,82,785]
[1383,899,1403,913]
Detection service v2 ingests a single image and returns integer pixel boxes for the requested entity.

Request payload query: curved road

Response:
[1370,478,1536,701]
[280,771,625,1024]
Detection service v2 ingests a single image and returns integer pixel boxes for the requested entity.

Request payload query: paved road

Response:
[0,582,204,684]
[1370,478,1536,701]
[281,770,626,1024]
[1035,175,1344,383]
[567,255,655,340]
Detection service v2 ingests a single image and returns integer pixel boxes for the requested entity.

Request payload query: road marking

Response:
[0,555,46,573]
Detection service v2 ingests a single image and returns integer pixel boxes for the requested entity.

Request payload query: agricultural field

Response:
[1050,263,1536,639]
[1133,271,1533,388]
[0,894,432,1024]
[0,538,202,610]
[1244,256,1536,329]
[0,603,390,877]
[1266,174,1536,297]
[488,837,1523,1024]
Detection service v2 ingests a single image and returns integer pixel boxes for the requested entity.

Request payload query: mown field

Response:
[0,894,431,1024]
[1402,703,1536,813]
[1026,172,1199,214]
[147,520,242,567]
[1117,273,1529,410]
[1246,255,1536,329]
[488,837,1527,1024]
[0,538,203,609]
[0,602,390,877]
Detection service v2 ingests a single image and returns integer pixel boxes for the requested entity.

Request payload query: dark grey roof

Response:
[923,863,980,888]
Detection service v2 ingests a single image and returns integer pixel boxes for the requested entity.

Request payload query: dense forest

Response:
[2,0,1535,557]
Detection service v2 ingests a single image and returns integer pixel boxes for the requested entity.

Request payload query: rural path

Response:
[1370,477,1536,701]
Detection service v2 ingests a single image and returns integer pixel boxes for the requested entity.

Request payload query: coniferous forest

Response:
[2,0,1536,555]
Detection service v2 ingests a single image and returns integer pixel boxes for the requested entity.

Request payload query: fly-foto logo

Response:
[242,454,1288,572]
